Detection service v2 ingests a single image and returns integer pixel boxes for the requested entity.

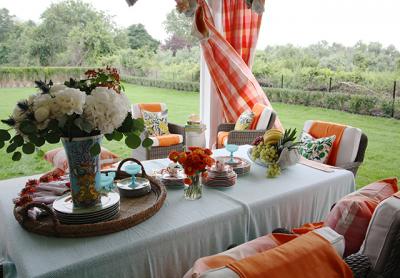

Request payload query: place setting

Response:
[214,144,252,176]
[203,160,237,188]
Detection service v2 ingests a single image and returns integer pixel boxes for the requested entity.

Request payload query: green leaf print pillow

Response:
[298,132,336,164]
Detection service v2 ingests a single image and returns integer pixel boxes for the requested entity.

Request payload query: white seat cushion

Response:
[303,120,362,166]
[255,107,273,130]
[360,193,400,275]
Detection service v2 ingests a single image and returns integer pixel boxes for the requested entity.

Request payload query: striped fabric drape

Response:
[194,0,282,130]
[223,0,262,66]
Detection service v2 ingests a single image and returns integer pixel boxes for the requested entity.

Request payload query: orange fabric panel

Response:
[138,103,162,112]
[156,134,181,147]
[379,177,399,193]
[217,131,229,148]
[194,1,283,130]
[309,121,347,166]
[292,222,324,235]
[249,103,266,130]
[186,233,298,278]
[227,232,353,278]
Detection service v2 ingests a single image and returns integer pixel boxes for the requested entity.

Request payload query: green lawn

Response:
[0,84,399,188]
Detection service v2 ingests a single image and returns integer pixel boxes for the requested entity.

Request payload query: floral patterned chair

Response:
[131,103,185,160]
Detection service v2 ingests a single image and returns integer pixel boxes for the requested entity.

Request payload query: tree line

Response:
[1,0,399,93]
[0,0,194,67]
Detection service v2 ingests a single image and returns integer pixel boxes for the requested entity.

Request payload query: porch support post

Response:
[199,0,224,149]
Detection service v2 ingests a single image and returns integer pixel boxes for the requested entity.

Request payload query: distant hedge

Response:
[1,68,398,119]
[122,75,200,92]
[264,87,400,119]
[0,67,90,87]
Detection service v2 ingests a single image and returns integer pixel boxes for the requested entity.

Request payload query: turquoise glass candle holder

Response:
[124,163,142,188]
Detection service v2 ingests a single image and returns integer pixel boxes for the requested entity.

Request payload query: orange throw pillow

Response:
[325,178,398,257]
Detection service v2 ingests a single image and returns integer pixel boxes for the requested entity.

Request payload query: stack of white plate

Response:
[53,192,120,225]
[204,165,237,188]
[160,172,186,188]
[214,156,251,176]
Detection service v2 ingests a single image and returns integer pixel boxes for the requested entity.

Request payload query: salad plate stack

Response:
[52,192,120,224]
[160,172,186,188]
[204,164,237,188]
[214,156,251,176]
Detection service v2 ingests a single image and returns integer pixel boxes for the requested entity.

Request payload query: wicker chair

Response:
[131,103,185,161]
[338,133,368,176]
[303,120,368,176]
[133,122,185,161]
[216,111,276,148]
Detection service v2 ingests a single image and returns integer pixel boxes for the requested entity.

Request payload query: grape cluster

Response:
[251,143,282,178]
[267,163,281,178]
[252,143,278,164]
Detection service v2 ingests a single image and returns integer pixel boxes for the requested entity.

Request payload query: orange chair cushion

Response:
[309,121,346,166]
[217,131,229,148]
[138,103,163,112]
[149,134,183,147]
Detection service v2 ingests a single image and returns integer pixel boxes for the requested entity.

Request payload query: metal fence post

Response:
[281,74,284,88]
[392,81,397,118]
[328,77,332,92]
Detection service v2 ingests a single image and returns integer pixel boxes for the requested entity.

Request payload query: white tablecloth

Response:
[0,145,355,278]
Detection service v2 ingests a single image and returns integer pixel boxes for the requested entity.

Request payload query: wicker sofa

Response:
[189,191,400,278]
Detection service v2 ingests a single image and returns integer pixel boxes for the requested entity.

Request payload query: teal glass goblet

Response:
[225,144,239,164]
[100,174,115,192]
[124,163,142,188]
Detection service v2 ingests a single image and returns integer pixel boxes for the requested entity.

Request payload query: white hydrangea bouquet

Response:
[0,67,154,207]
[0,67,152,161]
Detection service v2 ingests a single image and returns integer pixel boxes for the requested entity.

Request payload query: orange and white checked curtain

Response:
[194,0,282,129]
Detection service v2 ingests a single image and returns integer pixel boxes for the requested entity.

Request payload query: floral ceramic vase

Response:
[62,135,102,207]
[184,173,202,200]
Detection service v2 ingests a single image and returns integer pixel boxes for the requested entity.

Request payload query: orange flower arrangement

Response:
[169,147,214,185]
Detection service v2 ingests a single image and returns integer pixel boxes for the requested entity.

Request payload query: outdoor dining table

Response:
[0,145,355,278]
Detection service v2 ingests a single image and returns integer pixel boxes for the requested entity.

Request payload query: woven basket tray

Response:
[13,158,167,238]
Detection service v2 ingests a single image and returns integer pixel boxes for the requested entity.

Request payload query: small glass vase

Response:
[184,174,202,200]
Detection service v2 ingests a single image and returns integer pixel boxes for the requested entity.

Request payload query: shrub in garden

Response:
[263,87,394,118]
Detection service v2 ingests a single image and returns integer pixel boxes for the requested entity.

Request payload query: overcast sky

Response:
[2,0,400,49]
